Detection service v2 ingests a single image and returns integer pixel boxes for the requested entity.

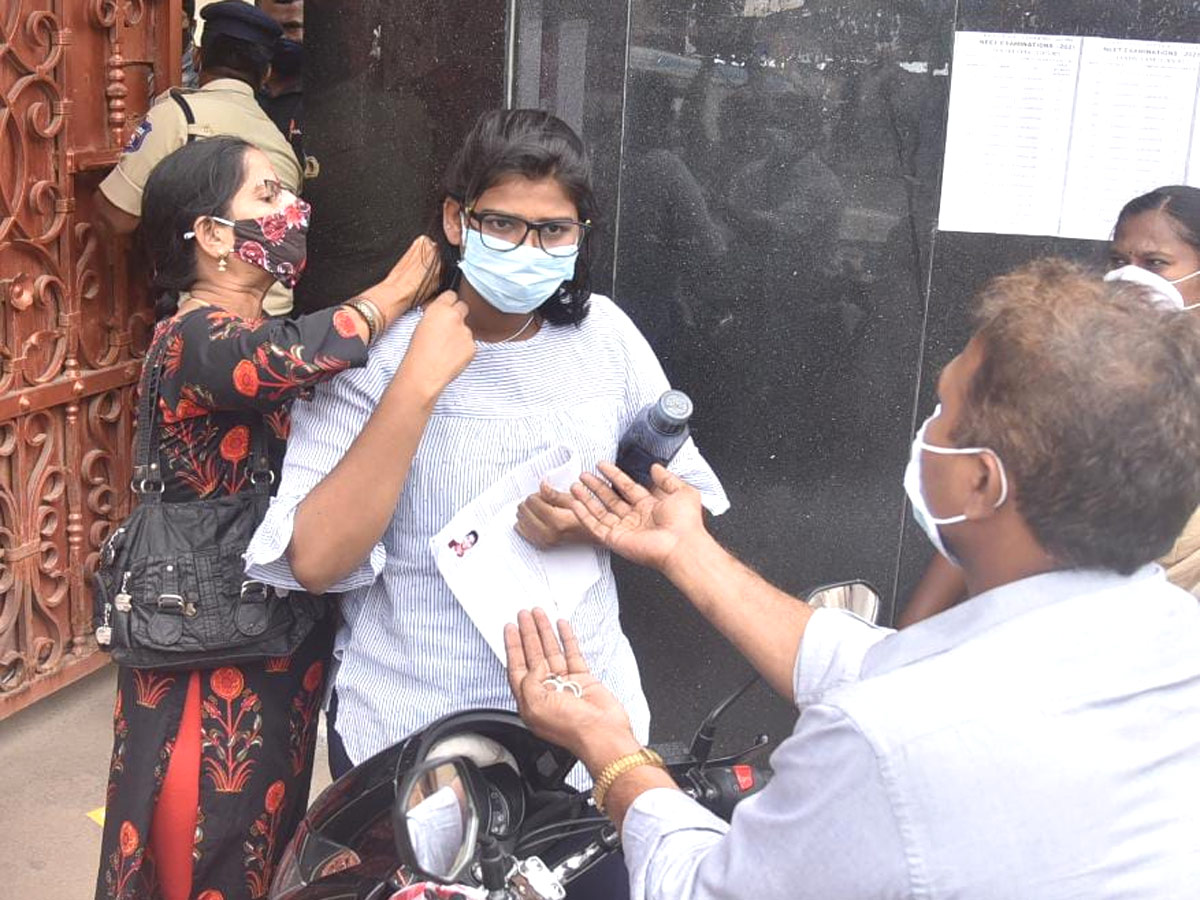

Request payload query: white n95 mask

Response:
[903,405,1009,563]
[1105,264,1200,310]
[457,225,578,315]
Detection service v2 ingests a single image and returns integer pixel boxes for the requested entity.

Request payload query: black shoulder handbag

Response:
[92,335,326,669]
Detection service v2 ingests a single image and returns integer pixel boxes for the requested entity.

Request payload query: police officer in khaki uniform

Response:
[96,0,301,315]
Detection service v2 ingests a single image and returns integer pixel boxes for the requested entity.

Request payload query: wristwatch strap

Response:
[592,747,666,815]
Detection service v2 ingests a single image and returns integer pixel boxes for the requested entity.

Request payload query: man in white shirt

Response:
[505,258,1200,899]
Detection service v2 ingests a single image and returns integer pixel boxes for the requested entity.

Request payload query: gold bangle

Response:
[591,747,666,815]
[355,296,384,329]
[343,297,382,343]
[341,300,376,343]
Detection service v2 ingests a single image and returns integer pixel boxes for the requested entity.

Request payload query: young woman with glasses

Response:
[245,112,729,848]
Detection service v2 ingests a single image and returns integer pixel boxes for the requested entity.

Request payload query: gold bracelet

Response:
[343,297,382,343]
[591,747,666,815]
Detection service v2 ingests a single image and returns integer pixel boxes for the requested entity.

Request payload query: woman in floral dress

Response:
[95,137,473,900]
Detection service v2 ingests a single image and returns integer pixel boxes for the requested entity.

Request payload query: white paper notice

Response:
[938,32,1200,239]
[1059,38,1200,239]
[938,32,1082,237]
[431,445,601,663]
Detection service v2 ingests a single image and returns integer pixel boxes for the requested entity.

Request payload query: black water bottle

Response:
[616,390,693,488]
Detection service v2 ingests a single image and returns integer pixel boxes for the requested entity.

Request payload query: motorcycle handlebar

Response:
[692,762,771,820]
[545,761,770,894]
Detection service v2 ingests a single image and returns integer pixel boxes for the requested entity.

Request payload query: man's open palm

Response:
[568,462,706,572]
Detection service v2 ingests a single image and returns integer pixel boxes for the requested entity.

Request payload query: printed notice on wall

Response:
[937,32,1200,240]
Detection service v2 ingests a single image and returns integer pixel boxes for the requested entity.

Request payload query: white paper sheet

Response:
[938,32,1082,237]
[938,32,1200,239]
[1059,38,1200,239]
[431,445,602,663]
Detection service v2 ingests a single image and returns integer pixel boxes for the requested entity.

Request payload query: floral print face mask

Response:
[190,196,312,288]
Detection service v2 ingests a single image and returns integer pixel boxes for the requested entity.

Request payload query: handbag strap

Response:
[133,311,274,502]
[247,415,273,495]
[131,328,169,502]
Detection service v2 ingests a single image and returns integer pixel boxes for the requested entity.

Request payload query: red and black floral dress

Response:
[96,304,368,900]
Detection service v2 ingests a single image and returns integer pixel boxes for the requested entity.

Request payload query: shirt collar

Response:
[865,564,1164,676]
[202,78,256,97]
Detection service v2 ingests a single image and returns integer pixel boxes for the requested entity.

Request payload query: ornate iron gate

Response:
[0,0,178,717]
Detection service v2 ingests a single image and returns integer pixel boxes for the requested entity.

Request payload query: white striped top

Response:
[246,295,729,768]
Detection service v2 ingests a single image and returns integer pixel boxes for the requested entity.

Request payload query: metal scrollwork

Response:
[82,387,131,560]
[0,412,69,689]
[74,222,121,371]
[87,0,147,31]
[1,0,169,714]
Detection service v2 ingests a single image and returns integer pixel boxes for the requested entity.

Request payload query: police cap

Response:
[201,1,283,49]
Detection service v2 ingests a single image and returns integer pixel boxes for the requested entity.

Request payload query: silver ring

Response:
[541,675,583,698]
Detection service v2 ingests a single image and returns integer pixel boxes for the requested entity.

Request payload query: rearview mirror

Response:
[805,580,881,624]
[395,757,481,883]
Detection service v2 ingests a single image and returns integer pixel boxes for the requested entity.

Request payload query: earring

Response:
[217,250,229,273]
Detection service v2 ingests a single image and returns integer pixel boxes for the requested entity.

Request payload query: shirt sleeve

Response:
[622,704,910,900]
[793,608,894,709]
[243,348,390,592]
[612,301,730,515]
[160,306,369,418]
[98,98,187,216]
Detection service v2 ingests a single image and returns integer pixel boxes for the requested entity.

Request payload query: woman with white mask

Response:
[1106,184,1200,310]
[245,109,728,810]
[900,184,1200,627]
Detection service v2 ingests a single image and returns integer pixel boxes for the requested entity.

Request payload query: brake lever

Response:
[698,733,770,769]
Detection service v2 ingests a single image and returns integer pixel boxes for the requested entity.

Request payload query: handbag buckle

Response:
[131,464,165,495]
[240,580,269,601]
[157,593,197,617]
[249,469,276,486]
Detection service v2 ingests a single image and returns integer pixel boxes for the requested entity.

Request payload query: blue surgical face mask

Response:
[457,223,578,315]
[903,405,1009,564]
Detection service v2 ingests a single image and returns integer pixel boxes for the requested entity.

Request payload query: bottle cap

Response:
[649,390,693,434]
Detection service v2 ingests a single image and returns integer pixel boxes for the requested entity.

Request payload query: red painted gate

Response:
[0,0,179,717]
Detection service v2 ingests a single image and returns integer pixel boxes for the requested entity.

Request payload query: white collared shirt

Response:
[622,565,1200,899]
[245,296,728,768]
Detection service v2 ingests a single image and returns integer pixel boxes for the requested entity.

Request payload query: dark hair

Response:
[199,33,272,87]
[954,258,1200,574]
[1114,185,1200,253]
[428,109,595,326]
[142,137,251,317]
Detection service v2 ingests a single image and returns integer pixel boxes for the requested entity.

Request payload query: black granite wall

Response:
[304,0,1200,748]
[296,0,508,313]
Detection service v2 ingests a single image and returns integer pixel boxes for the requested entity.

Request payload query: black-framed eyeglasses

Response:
[466,206,591,258]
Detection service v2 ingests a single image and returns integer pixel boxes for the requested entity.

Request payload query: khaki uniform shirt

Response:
[1161,506,1200,597]
[99,78,302,316]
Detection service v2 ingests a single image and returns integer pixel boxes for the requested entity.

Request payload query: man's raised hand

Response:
[568,462,709,574]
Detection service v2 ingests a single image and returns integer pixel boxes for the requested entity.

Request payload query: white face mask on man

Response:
[1104,264,1200,311]
[903,405,1009,563]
